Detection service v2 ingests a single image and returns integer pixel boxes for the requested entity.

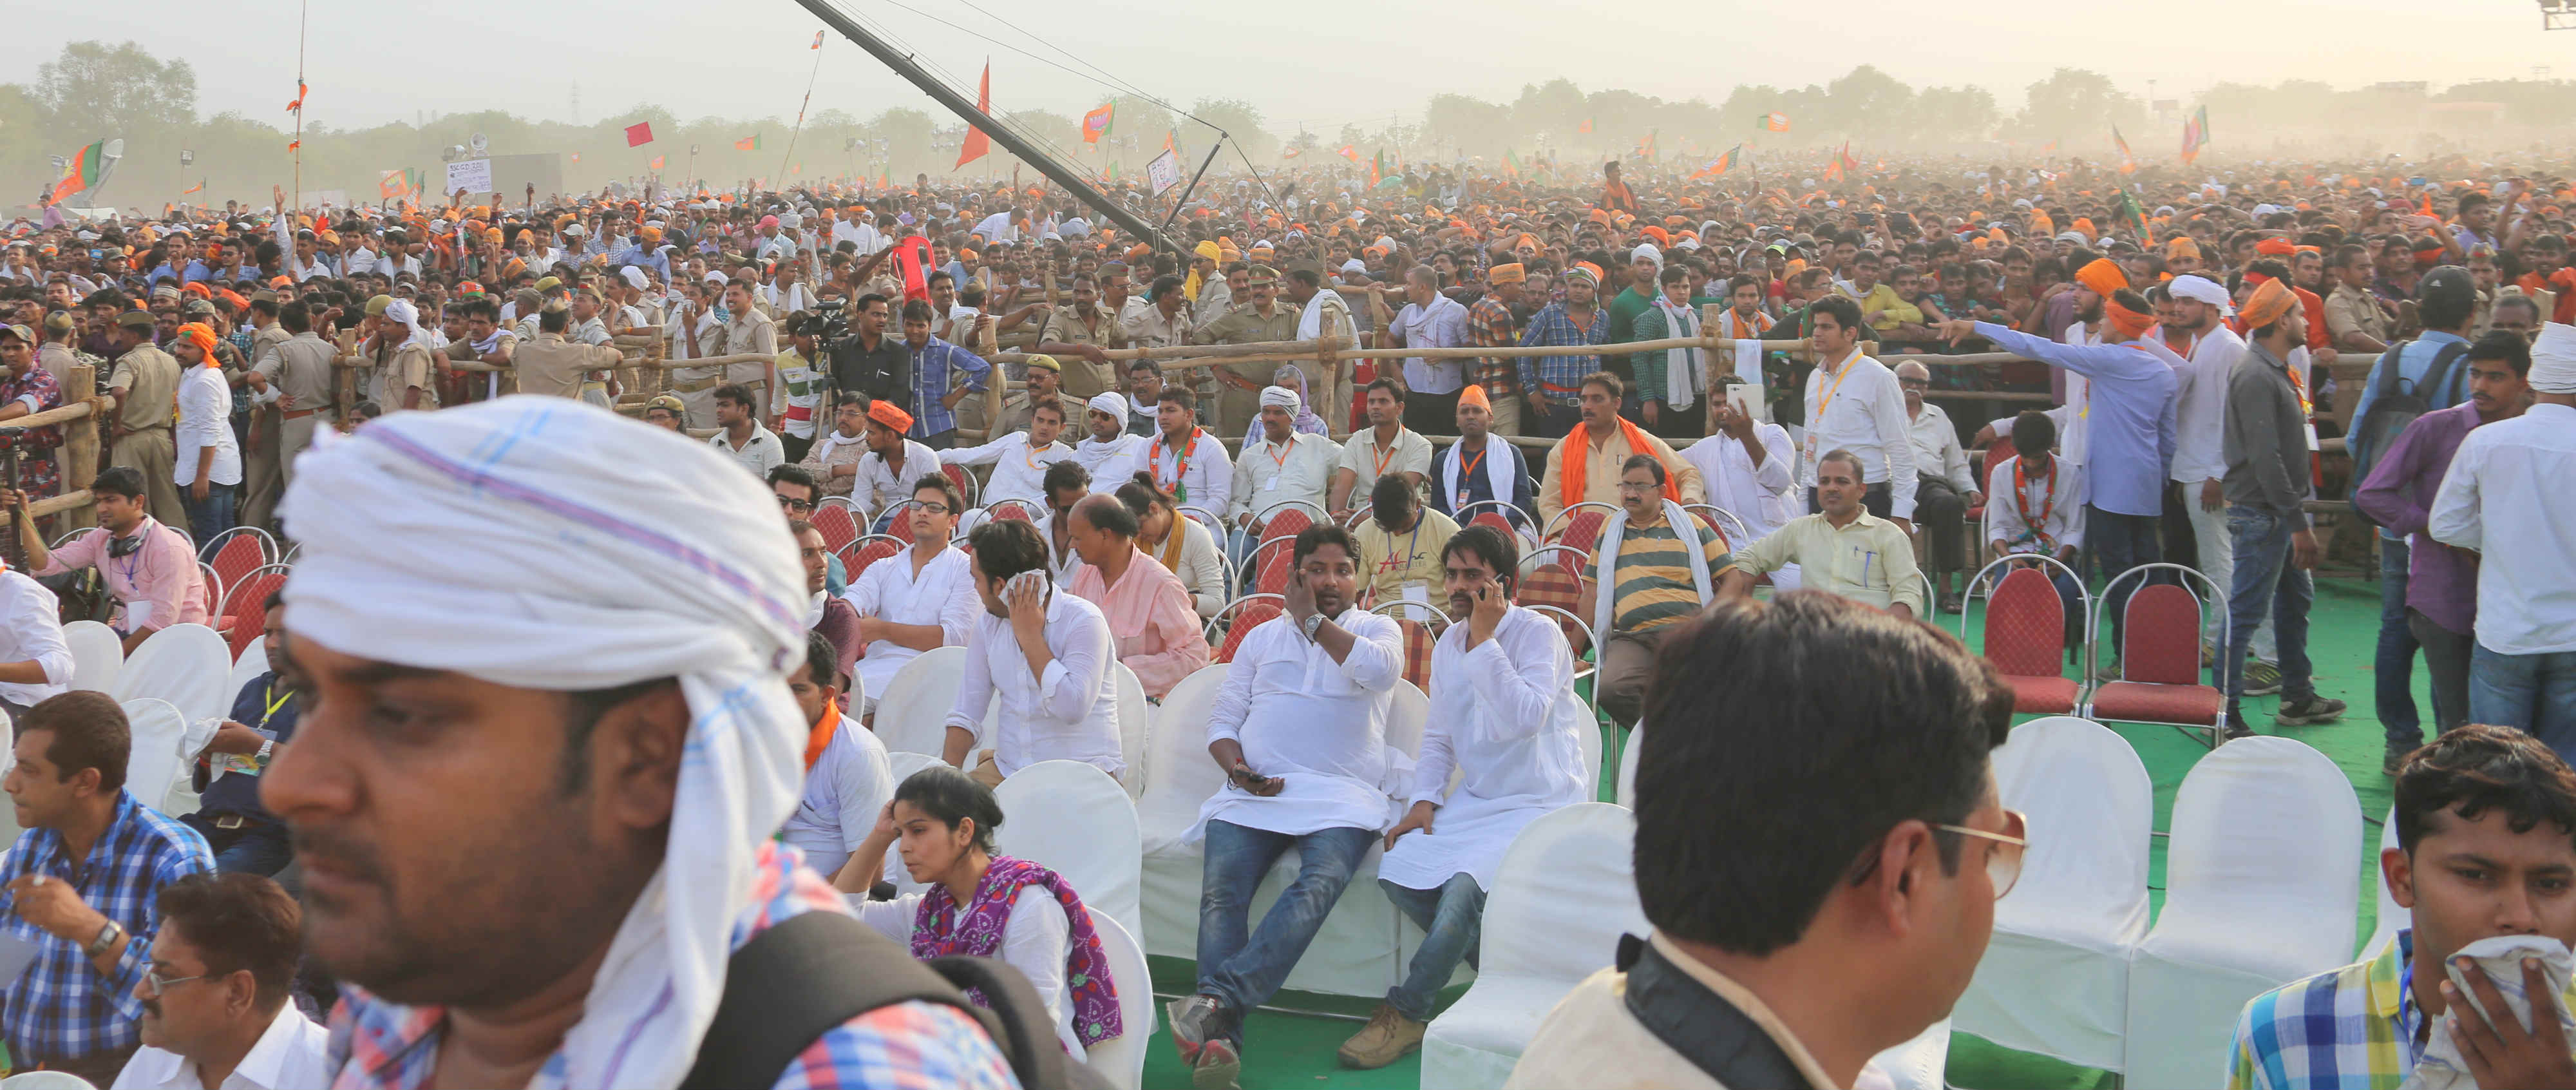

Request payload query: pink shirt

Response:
[37,517,211,633]
[1068,546,1209,698]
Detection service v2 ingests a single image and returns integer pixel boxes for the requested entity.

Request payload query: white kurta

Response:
[1199,609,1410,838]
[1379,606,1592,891]
[1073,433,1144,478]
[778,712,895,879]
[945,588,1123,779]
[842,545,978,698]
[945,432,1074,508]
[1116,428,1234,515]
[855,440,947,516]
[851,890,1083,1058]
[1679,423,1797,540]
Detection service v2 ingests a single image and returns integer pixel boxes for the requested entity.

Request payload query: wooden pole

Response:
[59,366,100,533]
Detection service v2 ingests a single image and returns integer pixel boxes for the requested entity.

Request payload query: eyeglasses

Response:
[914,502,952,515]
[774,494,813,513]
[1933,808,2030,899]
[143,970,207,995]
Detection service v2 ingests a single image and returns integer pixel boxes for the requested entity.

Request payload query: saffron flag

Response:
[626,121,654,147]
[811,30,825,48]
[1338,145,1359,163]
[650,155,666,170]
[1823,141,1858,182]
[1370,149,1385,187]
[180,178,205,196]
[1504,149,1523,177]
[736,135,761,151]
[1577,117,1593,134]
[1082,103,1113,144]
[956,62,992,168]
[49,140,105,205]
[379,170,410,200]
[1638,131,1657,160]
[2180,106,2210,165]
[1766,111,1790,133]
[1692,144,1741,180]
[2113,125,2136,175]
[2043,140,2058,154]
[1280,146,1302,158]
[285,79,306,115]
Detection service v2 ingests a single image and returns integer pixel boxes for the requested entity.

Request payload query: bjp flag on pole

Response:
[1082,103,1114,145]
[650,155,666,170]
[736,135,761,151]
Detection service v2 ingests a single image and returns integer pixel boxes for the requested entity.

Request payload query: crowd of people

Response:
[0,143,2570,1089]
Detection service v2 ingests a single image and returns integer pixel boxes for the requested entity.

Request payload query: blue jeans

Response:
[185,482,236,546]
[1196,820,1375,1028]
[2469,644,2576,767]
[2088,505,2164,655]
[1381,873,1485,1021]
[180,813,293,877]
[2224,506,2315,722]
[2376,537,2422,746]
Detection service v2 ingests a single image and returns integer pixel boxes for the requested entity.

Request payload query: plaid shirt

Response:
[1515,301,1611,407]
[323,841,1019,1090]
[1466,295,1521,400]
[903,336,992,441]
[0,790,214,1067]
[2224,929,2576,1089]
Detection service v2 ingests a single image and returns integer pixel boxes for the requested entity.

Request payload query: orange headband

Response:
[2101,296,2154,341]
[2240,279,2297,330]
[173,322,220,367]
[2075,258,2127,298]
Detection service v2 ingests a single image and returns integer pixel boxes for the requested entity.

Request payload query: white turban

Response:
[2169,274,2233,316]
[383,298,433,350]
[2533,322,2576,394]
[1631,243,1663,272]
[1259,385,1300,410]
[278,396,809,1090]
[1086,390,1128,419]
[620,266,648,291]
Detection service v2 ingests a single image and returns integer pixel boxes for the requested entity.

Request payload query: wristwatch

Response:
[1301,613,1327,642]
[83,919,123,958]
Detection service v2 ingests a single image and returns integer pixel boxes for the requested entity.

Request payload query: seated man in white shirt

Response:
[842,473,979,718]
[943,519,1122,788]
[1678,376,1800,588]
[1119,385,1232,517]
[0,554,73,721]
[943,394,1072,510]
[777,631,893,881]
[112,872,332,1090]
[1983,410,2087,644]
[1894,360,1981,613]
[1228,384,1340,569]
[1167,525,1410,1089]
[851,399,943,531]
[1072,390,1145,477]
[1341,525,1593,1069]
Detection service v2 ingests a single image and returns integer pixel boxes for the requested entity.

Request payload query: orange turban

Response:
[2240,279,2297,330]
[1640,226,1669,247]
[866,399,914,434]
[1488,263,1526,285]
[2254,237,2296,256]
[2166,237,2201,260]
[1457,383,1491,412]
[173,322,221,367]
[2074,258,2128,298]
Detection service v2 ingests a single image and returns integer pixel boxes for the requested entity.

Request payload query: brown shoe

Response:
[1336,1002,1427,1069]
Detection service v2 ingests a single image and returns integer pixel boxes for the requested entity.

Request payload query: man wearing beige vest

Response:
[106,309,187,528]
[515,305,628,399]
[246,301,339,502]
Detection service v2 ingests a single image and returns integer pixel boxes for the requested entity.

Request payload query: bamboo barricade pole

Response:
[50,367,103,533]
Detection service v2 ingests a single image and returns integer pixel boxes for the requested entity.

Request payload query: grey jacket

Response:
[2223,341,2313,520]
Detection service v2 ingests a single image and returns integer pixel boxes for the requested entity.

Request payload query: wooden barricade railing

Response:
[0,363,109,535]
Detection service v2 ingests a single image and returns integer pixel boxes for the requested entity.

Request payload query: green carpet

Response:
[1141,575,2405,1089]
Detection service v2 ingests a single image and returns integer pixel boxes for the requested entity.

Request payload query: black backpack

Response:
[2347,339,2470,518]
[681,910,1115,1090]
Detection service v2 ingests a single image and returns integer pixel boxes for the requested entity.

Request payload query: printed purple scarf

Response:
[911,854,1124,1049]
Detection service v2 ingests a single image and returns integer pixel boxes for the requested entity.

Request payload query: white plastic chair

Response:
[2123,736,2362,1087]
[1112,663,1149,798]
[1137,664,1233,959]
[2,1071,102,1090]
[1419,803,1644,1089]
[884,749,943,787]
[119,698,191,817]
[109,624,232,725]
[225,644,269,708]
[1952,716,2152,1071]
[1615,718,1643,808]
[2362,807,2405,960]
[869,647,974,759]
[994,760,1144,951]
[1084,908,1155,1090]
[62,620,122,693]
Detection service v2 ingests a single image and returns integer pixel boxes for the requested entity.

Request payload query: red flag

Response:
[956,62,992,169]
[625,121,654,147]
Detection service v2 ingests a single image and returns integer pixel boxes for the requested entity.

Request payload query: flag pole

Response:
[777,35,826,186]
[293,0,306,212]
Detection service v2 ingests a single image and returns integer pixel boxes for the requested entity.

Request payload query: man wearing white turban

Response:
[2164,274,2246,652]
[1073,389,1144,477]
[368,298,440,412]
[261,397,1018,1090]
[2430,322,2576,763]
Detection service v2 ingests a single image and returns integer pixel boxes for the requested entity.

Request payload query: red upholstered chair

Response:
[1545,502,1617,557]
[1213,595,1283,664]
[810,499,862,553]
[1978,562,2081,715]
[986,499,1041,523]
[202,528,274,602]
[838,535,905,580]
[1515,546,1589,652]
[1249,536,1300,597]
[2085,564,2229,746]
[217,564,292,660]
[941,463,979,508]
[1368,601,1447,693]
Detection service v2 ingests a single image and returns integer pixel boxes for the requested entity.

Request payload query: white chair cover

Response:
[1953,715,2152,1071]
[2363,806,2405,961]
[2,1071,104,1090]
[1083,908,1155,1090]
[225,644,269,709]
[1860,1018,1953,1090]
[109,624,232,725]
[1420,803,1644,1090]
[62,620,121,693]
[2123,736,2361,1088]
[118,698,190,817]
[1112,663,1149,797]
[1615,719,1643,808]
[994,760,1144,950]
[869,646,972,758]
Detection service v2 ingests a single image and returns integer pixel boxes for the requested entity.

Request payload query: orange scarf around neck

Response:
[1557,415,1681,512]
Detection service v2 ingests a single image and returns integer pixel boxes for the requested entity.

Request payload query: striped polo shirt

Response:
[1583,517,1727,634]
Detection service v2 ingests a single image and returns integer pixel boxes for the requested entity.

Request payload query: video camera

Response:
[808,298,907,404]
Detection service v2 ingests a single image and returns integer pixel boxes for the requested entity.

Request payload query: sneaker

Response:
[2222,724,2257,742]
[1167,994,1226,1064]
[2384,739,2419,776]
[1338,1003,1428,1069]
[2092,658,2124,682]
[2275,696,2348,727]
[2242,660,2282,696]
[1192,1038,1242,1090]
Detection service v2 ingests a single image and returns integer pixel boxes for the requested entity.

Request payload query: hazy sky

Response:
[8,0,2566,139]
